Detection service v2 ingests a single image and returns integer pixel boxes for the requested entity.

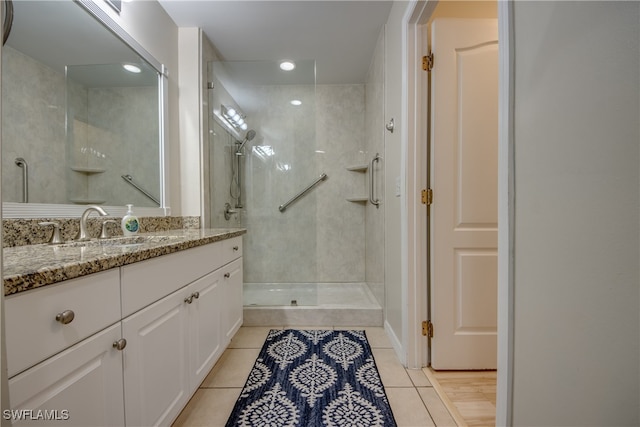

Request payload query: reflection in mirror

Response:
[66,63,159,207]
[2,0,165,214]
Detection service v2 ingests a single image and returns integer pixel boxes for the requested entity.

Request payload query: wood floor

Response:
[423,369,497,427]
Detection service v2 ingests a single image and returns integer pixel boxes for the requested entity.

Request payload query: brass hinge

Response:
[422,320,434,338]
[422,52,434,72]
[421,188,433,205]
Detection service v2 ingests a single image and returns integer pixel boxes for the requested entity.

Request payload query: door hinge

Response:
[421,188,433,205]
[422,320,434,338]
[422,52,434,72]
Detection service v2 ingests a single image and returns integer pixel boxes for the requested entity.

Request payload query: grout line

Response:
[423,368,468,427]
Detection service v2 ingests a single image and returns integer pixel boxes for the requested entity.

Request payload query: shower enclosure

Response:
[207,33,385,325]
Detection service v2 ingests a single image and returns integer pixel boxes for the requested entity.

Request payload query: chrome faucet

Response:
[75,205,109,241]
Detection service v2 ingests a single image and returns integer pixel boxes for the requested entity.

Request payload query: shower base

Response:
[243,282,382,327]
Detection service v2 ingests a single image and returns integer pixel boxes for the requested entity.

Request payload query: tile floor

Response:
[172,326,458,427]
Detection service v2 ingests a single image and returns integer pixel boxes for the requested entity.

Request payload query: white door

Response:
[430,18,498,370]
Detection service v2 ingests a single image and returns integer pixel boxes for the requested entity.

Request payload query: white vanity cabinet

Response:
[187,269,224,388]
[121,284,190,426]
[120,236,243,426]
[4,270,124,426]
[222,257,243,342]
[4,269,121,378]
[8,324,125,427]
[5,234,244,427]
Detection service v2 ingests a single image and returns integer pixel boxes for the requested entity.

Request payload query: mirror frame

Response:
[2,0,170,219]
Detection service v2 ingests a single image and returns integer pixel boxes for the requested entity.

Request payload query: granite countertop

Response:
[3,228,247,296]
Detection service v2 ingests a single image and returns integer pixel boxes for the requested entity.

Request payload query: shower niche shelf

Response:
[346,164,368,172]
[346,164,369,203]
[70,166,106,174]
[346,197,368,203]
[69,167,107,205]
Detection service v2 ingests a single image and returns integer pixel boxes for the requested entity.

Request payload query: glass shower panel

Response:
[208,60,318,306]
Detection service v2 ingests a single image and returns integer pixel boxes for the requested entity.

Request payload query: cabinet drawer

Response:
[121,242,222,317]
[221,236,242,265]
[5,269,121,378]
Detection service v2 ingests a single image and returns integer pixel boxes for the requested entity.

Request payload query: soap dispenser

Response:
[121,204,139,236]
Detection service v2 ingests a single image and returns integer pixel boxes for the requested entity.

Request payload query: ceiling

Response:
[157,0,394,85]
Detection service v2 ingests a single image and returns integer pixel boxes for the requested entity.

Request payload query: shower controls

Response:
[224,203,238,220]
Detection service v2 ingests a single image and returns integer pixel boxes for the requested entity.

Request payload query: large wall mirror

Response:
[2,0,168,218]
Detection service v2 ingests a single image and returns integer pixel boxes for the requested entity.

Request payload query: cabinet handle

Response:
[112,338,127,351]
[192,292,200,299]
[232,246,239,251]
[224,272,230,279]
[184,295,194,304]
[55,310,75,325]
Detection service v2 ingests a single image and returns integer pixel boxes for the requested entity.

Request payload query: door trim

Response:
[404,0,514,425]
[495,1,515,425]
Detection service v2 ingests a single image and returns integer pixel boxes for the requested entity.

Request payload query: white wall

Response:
[511,2,639,425]
[178,28,203,217]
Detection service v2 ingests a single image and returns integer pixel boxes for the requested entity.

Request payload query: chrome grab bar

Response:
[121,174,160,205]
[3,0,14,46]
[15,157,28,203]
[369,153,380,208]
[279,173,328,212]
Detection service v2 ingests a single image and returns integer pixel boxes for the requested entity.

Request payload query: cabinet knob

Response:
[184,295,194,304]
[232,246,239,251]
[224,272,230,279]
[112,338,127,351]
[192,292,200,299]
[55,310,75,325]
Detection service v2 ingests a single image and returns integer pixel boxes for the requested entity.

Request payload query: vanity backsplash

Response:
[3,216,201,248]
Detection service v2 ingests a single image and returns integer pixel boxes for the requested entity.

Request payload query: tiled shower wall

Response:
[211,82,368,284]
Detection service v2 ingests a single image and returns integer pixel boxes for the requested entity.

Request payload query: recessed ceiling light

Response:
[280,61,296,71]
[123,63,141,73]
[290,99,302,106]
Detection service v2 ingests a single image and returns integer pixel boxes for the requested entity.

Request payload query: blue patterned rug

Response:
[225,329,397,426]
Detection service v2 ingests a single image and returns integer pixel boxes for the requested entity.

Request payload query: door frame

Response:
[404,1,514,425]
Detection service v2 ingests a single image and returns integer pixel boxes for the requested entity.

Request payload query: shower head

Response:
[236,129,256,154]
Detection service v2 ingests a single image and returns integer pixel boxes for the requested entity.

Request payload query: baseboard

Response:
[384,320,406,366]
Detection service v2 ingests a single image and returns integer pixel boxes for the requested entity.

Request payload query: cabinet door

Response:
[187,270,223,389]
[222,258,243,342]
[122,289,190,427]
[8,324,124,427]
